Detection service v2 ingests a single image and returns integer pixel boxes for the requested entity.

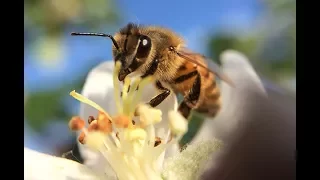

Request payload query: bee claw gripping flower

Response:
[68,61,189,180]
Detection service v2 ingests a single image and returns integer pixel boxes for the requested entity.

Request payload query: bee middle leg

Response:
[178,73,201,119]
[147,81,171,108]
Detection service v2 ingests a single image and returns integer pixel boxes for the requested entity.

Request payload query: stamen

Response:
[122,77,131,100]
[136,104,162,126]
[70,90,112,121]
[113,114,132,128]
[122,77,132,115]
[154,137,162,147]
[97,111,113,133]
[125,128,147,141]
[131,76,154,112]
[88,120,99,131]
[68,60,174,180]
[126,77,141,117]
[113,61,122,114]
[88,116,95,124]
[69,116,85,131]
[85,131,106,150]
[78,131,86,144]
[168,110,188,136]
[111,132,121,148]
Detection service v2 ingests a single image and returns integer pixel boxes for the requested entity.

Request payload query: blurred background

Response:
[24,0,296,160]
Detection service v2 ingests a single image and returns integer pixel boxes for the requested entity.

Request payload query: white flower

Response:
[24,147,105,180]
[66,61,188,180]
[78,61,181,177]
[24,49,266,180]
[190,50,269,173]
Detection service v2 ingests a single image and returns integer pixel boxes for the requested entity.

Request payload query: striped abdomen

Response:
[170,59,222,118]
[195,73,221,117]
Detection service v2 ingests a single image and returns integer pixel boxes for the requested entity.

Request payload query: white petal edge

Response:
[24,147,107,180]
[77,61,180,175]
[220,49,266,95]
[192,49,267,143]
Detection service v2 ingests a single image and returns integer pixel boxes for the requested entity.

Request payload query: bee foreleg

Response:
[147,81,171,108]
[178,73,201,119]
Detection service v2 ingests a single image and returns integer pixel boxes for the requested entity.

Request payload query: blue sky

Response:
[24,0,265,153]
[24,0,264,92]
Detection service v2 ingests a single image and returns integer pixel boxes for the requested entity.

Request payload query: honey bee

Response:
[71,23,234,120]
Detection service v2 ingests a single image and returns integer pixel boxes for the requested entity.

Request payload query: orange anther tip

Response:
[69,116,85,131]
[88,120,99,132]
[113,115,131,128]
[78,132,86,144]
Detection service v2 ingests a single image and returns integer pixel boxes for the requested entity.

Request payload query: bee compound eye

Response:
[141,38,149,46]
[136,35,152,58]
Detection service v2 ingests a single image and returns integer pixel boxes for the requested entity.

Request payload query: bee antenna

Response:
[71,32,119,50]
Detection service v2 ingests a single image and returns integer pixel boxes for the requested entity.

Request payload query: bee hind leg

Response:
[178,101,192,119]
[147,80,171,108]
[178,73,201,119]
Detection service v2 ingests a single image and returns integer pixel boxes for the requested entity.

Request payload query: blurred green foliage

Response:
[180,113,205,147]
[208,0,296,83]
[25,63,97,130]
[24,0,120,37]
[24,0,121,131]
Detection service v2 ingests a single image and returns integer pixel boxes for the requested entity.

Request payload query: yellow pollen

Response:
[113,114,132,129]
[85,131,106,150]
[125,128,147,141]
[69,90,112,121]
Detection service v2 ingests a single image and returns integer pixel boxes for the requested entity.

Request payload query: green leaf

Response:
[25,90,65,130]
[25,61,100,131]
[180,113,204,147]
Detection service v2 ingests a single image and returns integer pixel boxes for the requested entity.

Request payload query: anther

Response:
[78,132,86,144]
[88,116,95,124]
[154,137,162,147]
[88,120,99,132]
[69,116,85,131]
[98,119,112,134]
[113,115,131,128]
[116,132,119,140]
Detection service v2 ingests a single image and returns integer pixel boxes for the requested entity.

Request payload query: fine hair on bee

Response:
[71,23,234,120]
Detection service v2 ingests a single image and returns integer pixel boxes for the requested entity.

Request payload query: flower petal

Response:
[24,147,112,180]
[135,82,180,158]
[192,49,267,143]
[199,51,296,179]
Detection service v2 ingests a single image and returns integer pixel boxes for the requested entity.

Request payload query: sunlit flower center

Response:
[68,61,188,180]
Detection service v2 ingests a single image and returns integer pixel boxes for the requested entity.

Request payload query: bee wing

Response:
[176,48,235,87]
